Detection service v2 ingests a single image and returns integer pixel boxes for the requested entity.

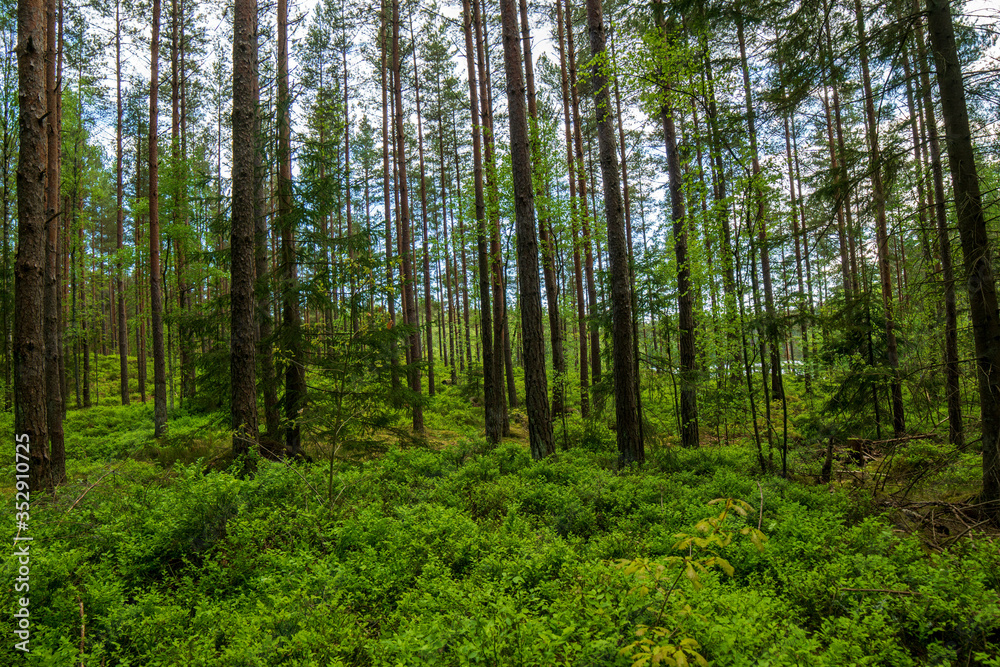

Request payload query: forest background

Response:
[2,0,1000,663]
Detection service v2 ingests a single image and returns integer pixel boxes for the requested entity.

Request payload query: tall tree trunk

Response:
[855,0,905,437]
[279,0,304,455]
[915,0,962,449]
[80,191,89,408]
[136,121,147,403]
[556,0,588,418]
[1,26,12,412]
[477,0,513,422]
[254,9,278,440]
[654,6,698,449]
[171,0,189,402]
[565,0,600,397]
[15,0,51,492]
[588,0,642,463]
[450,112,473,371]
[44,0,64,482]
[150,0,168,435]
[926,0,999,514]
[392,0,423,433]
[779,63,809,402]
[663,103,698,449]
[115,0,128,406]
[499,0,554,458]
[521,0,564,417]
[437,92,458,385]
[704,51,741,393]
[737,14,782,401]
[342,1,355,333]
[818,0,853,298]
[789,112,813,394]
[380,7,399,394]
[611,21,644,445]
[462,0,500,442]
[232,0,260,462]
[409,10,434,398]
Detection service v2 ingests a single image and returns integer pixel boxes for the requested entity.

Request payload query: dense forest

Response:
[3,0,1000,662]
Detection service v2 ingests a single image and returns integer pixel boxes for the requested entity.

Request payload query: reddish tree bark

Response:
[587,0,642,463]
[150,0,168,436]
[498,0,554,459]
[15,0,51,493]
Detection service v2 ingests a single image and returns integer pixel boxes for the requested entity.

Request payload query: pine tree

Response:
[15,0,51,493]
[231,0,260,463]
[150,0,168,436]
[587,0,641,463]
[925,0,1000,517]
[498,0,554,459]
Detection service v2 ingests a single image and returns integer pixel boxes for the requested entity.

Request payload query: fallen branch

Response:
[839,587,920,596]
[66,469,119,513]
[944,519,993,546]
[856,433,937,447]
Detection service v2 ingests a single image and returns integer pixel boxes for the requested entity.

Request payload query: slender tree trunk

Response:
[557,0,588,418]
[855,0,905,437]
[115,0,128,406]
[1,30,11,412]
[789,113,813,393]
[817,0,854,299]
[254,10,278,440]
[232,0,259,462]
[449,113,473,371]
[462,0,500,442]
[903,56,936,268]
[565,0,600,397]
[477,0,513,422]
[588,0,642,462]
[380,8,399,394]
[44,0,64,482]
[438,95,458,385]
[342,3,355,333]
[150,0,168,435]
[279,0,304,455]
[409,10,434,398]
[704,52,742,394]
[663,106,698,449]
[610,21,643,445]
[915,0,962,449]
[521,0,564,417]
[171,0,189,402]
[499,0,554,457]
[654,6,698,449]
[80,195,89,408]
[926,0,999,512]
[15,0,51,492]
[135,122,147,402]
[393,0,423,433]
[737,15,782,401]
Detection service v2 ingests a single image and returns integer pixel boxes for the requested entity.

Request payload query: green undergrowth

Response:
[2,407,998,667]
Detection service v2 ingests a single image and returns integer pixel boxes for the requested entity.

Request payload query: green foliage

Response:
[1,397,998,665]
[614,498,768,667]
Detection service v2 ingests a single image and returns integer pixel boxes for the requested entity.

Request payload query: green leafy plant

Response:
[615,498,768,666]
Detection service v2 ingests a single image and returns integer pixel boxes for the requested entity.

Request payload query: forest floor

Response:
[1,359,999,665]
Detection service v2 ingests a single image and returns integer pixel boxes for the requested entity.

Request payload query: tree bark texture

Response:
[231,0,260,461]
[926,0,1000,513]
[498,0,555,459]
[587,0,642,464]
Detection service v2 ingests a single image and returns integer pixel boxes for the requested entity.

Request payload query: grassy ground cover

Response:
[1,379,998,665]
